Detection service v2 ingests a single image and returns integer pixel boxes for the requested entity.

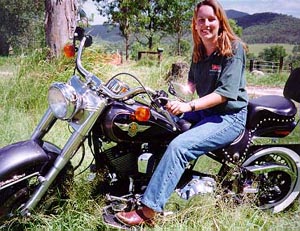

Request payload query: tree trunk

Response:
[177,34,181,56]
[0,35,9,56]
[148,36,153,50]
[45,0,77,58]
[125,35,129,61]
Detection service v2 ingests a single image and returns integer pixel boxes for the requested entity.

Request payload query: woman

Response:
[116,0,248,226]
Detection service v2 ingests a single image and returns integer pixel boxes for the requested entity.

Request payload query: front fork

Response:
[21,103,105,216]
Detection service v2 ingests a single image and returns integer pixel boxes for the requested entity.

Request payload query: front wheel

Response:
[0,163,74,222]
[242,147,300,213]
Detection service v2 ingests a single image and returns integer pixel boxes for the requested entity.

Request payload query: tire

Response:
[0,180,29,220]
[0,163,74,221]
[242,147,300,213]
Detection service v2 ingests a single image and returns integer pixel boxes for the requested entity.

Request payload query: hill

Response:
[86,24,121,43]
[226,10,249,19]
[228,11,300,44]
[88,10,300,44]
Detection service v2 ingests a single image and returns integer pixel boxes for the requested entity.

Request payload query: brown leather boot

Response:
[115,206,156,226]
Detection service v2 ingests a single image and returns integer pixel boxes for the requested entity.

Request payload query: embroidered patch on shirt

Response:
[212,64,221,71]
[209,64,222,75]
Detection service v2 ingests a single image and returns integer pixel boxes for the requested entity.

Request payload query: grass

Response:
[246,72,289,88]
[247,43,295,56]
[1,47,300,230]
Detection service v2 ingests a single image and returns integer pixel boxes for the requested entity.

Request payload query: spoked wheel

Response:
[0,163,73,222]
[0,181,30,220]
[242,147,300,213]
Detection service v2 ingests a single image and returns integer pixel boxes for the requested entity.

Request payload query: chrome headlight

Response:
[48,83,80,120]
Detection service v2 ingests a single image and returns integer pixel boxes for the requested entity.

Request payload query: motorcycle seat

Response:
[246,95,297,133]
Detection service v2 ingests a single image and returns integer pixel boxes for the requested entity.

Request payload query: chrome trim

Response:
[245,164,296,181]
[0,172,39,191]
[21,94,108,215]
[31,108,56,141]
[242,147,300,213]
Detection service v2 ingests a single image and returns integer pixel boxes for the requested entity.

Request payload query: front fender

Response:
[0,140,59,181]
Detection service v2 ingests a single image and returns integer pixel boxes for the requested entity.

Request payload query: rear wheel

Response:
[0,163,73,221]
[242,147,300,213]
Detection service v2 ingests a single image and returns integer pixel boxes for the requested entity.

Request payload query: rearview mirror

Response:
[84,35,93,47]
[74,27,85,41]
[168,82,194,102]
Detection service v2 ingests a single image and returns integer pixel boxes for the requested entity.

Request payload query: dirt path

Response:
[0,71,13,76]
[246,85,283,97]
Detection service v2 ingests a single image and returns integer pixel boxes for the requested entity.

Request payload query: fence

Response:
[248,57,292,74]
[137,48,164,63]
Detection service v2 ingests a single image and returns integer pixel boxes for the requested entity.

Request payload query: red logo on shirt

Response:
[211,64,221,71]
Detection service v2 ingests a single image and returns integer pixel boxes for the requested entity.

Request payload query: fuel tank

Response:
[97,101,180,143]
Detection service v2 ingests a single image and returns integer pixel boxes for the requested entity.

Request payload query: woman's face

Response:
[195,5,220,44]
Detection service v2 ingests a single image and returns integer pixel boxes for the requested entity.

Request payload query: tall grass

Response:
[1,47,300,230]
[246,72,289,88]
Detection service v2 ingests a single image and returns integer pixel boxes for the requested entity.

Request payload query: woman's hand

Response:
[166,100,191,115]
[166,93,227,115]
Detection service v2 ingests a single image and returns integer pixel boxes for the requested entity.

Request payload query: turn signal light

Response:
[64,44,75,58]
[134,107,151,122]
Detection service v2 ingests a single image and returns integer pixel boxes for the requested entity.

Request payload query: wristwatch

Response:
[189,101,195,112]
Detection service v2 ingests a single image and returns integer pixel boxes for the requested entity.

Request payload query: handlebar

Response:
[75,36,161,101]
[75,34,178,131]
[76,36,93,78]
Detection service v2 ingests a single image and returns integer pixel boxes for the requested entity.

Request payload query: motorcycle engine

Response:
[102,143,160,177]
[96,143,164,195]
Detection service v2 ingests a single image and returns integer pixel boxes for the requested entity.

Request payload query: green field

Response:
[0,49,300,230]
[247,43,294,56]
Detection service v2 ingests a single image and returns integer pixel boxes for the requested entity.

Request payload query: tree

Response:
[94,0,139,60]
[45,0,78,58]
[229,19,243,37]
[292,44,300,55]
[132,0,167,50]
[287,44,300,69]
[161,0,194,56]
[0,0,44,56]
[258,45,287,62]
[97,0,166,50]
[95,0,195,56]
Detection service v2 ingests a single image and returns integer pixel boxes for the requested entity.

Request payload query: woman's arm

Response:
[167,92,227,115]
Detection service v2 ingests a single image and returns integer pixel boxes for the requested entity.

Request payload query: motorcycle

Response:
[1,27,300,229]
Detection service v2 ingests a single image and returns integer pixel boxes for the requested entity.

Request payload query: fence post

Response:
[138,52,142,60]
[289,63,293,73]
[279,57,284,73]
[249,59,254,72]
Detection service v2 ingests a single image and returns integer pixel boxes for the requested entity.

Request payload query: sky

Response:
[82,0,300,25]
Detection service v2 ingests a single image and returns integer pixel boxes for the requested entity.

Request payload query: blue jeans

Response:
[141,107,247,212]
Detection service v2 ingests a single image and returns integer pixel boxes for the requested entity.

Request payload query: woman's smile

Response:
[196,5,220,41]
[200,27,212,36]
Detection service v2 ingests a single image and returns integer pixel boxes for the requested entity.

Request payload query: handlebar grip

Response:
[156,90,169,106]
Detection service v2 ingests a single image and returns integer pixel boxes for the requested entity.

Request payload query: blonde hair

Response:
[191,0,246,63]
